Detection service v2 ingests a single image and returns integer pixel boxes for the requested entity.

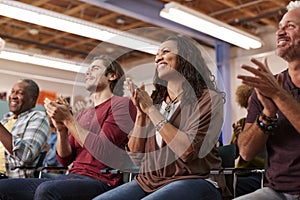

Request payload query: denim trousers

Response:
[0,173,111,200]
[93,178,222,200]
[234,187,300,200]
[235,173,262,197]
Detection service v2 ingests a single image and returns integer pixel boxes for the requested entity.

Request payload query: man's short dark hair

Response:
[20,79,40,102]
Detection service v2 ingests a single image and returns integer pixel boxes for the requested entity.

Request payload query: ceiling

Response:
[0,0,290,69]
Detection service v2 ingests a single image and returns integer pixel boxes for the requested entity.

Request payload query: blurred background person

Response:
[41,116,64,178]
[230,84,265,197]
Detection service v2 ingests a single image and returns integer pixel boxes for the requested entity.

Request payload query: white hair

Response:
[287,1,300,11]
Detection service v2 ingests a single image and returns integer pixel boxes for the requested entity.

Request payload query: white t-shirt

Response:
[155,101,180,147]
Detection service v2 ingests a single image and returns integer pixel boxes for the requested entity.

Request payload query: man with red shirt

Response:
[0,55,136,200]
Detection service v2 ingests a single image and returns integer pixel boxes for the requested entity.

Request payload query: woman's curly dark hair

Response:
[151,35,224,105]
[235,84,254,109]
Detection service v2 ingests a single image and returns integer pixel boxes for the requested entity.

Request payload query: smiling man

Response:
[0,55,136,200]
[234,1,300,199]
[0,79,50,178]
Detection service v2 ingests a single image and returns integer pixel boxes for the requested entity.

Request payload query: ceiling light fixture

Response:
[160,2,263,50]
[0,0,159,55]
[0,48,87,73]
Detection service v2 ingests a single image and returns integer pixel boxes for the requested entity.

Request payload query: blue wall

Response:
[0,100,45,118]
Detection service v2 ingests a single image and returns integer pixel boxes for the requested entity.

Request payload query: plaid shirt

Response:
[1,109,50,178]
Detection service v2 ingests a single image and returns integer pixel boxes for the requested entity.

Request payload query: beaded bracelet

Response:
[260,112,278,123]
[155,118,168,132]
[256,114,278,134]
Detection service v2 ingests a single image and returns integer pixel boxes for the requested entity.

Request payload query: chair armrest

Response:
[210,167,236,175]
[41,166,68,171]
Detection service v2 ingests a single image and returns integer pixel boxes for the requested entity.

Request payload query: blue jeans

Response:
[93,178,222,200]
[235,173,262,197]
[234,187,300,200]
[0,173,111,200]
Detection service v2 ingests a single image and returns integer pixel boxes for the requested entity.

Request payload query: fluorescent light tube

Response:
[0,0,159,54]
[0,68,84,86]
[160,2,262,50]
[0,48,87,73]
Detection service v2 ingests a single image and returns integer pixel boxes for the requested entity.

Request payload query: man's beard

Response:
[277,40,300,62]
[85,84,97,93]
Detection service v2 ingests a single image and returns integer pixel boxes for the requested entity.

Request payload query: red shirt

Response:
[57,96,136,187]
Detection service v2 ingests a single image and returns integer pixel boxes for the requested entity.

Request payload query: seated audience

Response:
[92,35,231,200]
[0,55,136,200]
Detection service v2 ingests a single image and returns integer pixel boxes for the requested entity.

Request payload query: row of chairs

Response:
[100,167,139,183]
[13,152,136,182]
[213,144,265,198]
[12,151,68,178]
[12,144,264,199]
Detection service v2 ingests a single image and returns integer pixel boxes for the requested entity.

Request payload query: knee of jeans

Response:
[35,182,53,197]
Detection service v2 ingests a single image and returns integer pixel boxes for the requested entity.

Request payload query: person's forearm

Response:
[147,106,193,159]
[63,117,88,147]
[55,129,72,158]
[238,123,269,161]
[0,123,13,153]
[128,112,147,152]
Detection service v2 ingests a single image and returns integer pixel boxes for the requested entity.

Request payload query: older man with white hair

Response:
[234,1,300,199]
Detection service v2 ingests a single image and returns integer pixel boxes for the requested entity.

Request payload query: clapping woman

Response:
[93,35,229,200]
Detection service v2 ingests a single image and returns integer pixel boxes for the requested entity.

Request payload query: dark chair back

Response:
[216,144,237,197]
[217,144,236,168]
[33,151,47,177]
